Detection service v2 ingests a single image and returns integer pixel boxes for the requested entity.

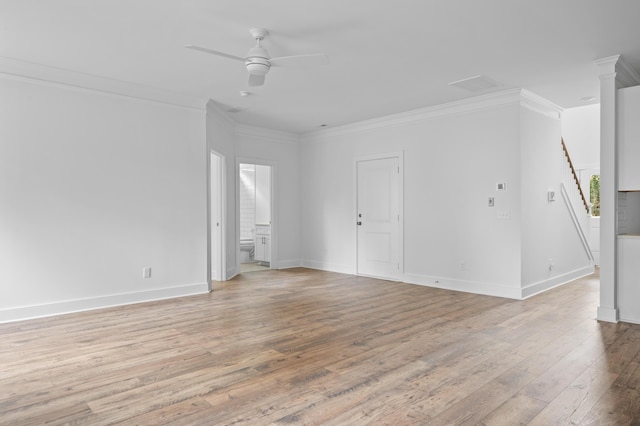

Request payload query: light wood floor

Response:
[1,268,639,425]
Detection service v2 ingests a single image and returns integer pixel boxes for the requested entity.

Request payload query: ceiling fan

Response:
[185,28,328,87]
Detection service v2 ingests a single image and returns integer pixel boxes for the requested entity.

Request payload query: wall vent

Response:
[449,75,501,92]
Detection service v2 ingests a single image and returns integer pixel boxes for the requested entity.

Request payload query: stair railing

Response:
[560,138,594,263]
[561,138,589,213]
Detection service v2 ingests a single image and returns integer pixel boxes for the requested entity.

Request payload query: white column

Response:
[594,56,619,322]
[594,55,640,322]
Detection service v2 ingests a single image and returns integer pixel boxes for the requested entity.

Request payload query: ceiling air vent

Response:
[449,75,500,92]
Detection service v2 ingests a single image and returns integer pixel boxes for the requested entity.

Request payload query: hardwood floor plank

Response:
[122,396,214,425]
[403,345,525,419]
[0,378,140,424]
[0,402,94,426]
[1,268,640,424]
[527,366,618,425]
[518,334,608,403]
[86,349,284,415]
[479,393,547,425]
[592,326,640,375]
[428,365,538,425]
[579,385,640,425]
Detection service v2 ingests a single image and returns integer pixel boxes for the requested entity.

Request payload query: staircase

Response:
[561,138,594,262]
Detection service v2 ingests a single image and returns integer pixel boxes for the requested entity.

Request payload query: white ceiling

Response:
[2,0,640,134]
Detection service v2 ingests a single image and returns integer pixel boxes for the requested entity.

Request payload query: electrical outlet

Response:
[142,267,152,278]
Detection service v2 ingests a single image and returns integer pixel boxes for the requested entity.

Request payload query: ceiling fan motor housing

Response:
[245,46,270,75]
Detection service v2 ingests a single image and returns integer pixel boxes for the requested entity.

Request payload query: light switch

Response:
[488,197,495,207]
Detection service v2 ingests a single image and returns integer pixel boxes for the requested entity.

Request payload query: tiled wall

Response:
[239,164,255,240]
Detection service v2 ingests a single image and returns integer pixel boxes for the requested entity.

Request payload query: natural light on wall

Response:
[590,174,600,217]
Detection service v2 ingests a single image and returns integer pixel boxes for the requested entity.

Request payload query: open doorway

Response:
[238,162,272,273]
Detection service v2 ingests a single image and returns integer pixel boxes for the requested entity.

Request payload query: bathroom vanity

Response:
[255,224,271,264]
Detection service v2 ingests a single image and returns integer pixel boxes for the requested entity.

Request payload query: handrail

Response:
[560,183,594,262]
[561,138,589,213]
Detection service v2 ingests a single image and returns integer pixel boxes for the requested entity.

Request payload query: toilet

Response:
[239,238,255,263]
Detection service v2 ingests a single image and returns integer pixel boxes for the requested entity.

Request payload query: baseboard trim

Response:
[276,259,303,269]
[403,273,522,299]
[619,316,640,325]
[226,266,238,281]
[597,306,619,323]
[0,282,209,324]
[521,266,595,299]
[301,260,355,275]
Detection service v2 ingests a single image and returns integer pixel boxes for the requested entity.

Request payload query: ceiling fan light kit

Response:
[245,29,271,79]
[245,56,270,75]
[185,28,327,87]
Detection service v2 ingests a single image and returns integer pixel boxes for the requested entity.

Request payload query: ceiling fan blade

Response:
[269,53,328,68]
[248,73,265,87]
[184,45,245,62]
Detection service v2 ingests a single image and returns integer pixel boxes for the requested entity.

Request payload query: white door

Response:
[357,156,401,280]
[210,151,223,282]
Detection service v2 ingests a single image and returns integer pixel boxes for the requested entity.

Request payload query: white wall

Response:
[1,79,596,323]
[235,126,300,269]
[402,105,524,295]
[205,112,300,272]
[255,164,271,225]
[301,93,527,297]
[0,76,208,322]
[206,102,237,278]
[239,164,256,241]
[300,90,593,299]
[561,104,600,212]
[237,163,271,241]
[561,104,600,170]
[520,108,594,296]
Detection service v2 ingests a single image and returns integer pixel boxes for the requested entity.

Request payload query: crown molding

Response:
[616,57,640,88]
[205,102,298,144]
[302,88,561,141]
[301,89,523,140]
[206,100,238,127]
[520,89,563,119]
[594,55,620,73]
[594,54,640,88]
[235,123,300,145]
[0,56,207,110]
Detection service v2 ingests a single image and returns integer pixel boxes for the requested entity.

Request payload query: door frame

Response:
[354,151,404,280]
[208,149,226,289]
[236,157,278,271]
